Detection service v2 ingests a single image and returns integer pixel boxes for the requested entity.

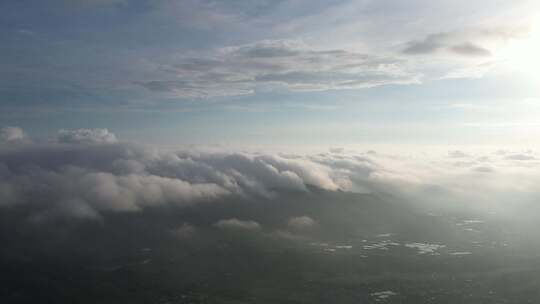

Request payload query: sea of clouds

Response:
[1,126,539,222]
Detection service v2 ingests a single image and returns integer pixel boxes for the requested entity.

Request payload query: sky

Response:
[1,0,540,147]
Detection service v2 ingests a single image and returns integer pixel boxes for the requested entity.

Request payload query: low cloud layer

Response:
[288,216,316,230]
[2,127,540,222]
[171,223,197,239]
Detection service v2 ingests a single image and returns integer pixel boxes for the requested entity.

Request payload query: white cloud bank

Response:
[2,127,540,220]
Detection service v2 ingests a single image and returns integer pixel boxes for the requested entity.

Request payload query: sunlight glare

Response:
[499,17,540,83]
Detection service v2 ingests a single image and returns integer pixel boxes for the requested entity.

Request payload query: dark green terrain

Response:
[2,189,539,303]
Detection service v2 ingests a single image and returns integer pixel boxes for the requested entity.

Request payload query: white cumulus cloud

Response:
[287,216,316,230]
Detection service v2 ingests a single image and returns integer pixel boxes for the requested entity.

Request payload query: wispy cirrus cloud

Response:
[403,27,526,57]
[136,40,419,98]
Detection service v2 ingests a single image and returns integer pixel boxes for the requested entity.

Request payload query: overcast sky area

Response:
[1,0,540,147]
